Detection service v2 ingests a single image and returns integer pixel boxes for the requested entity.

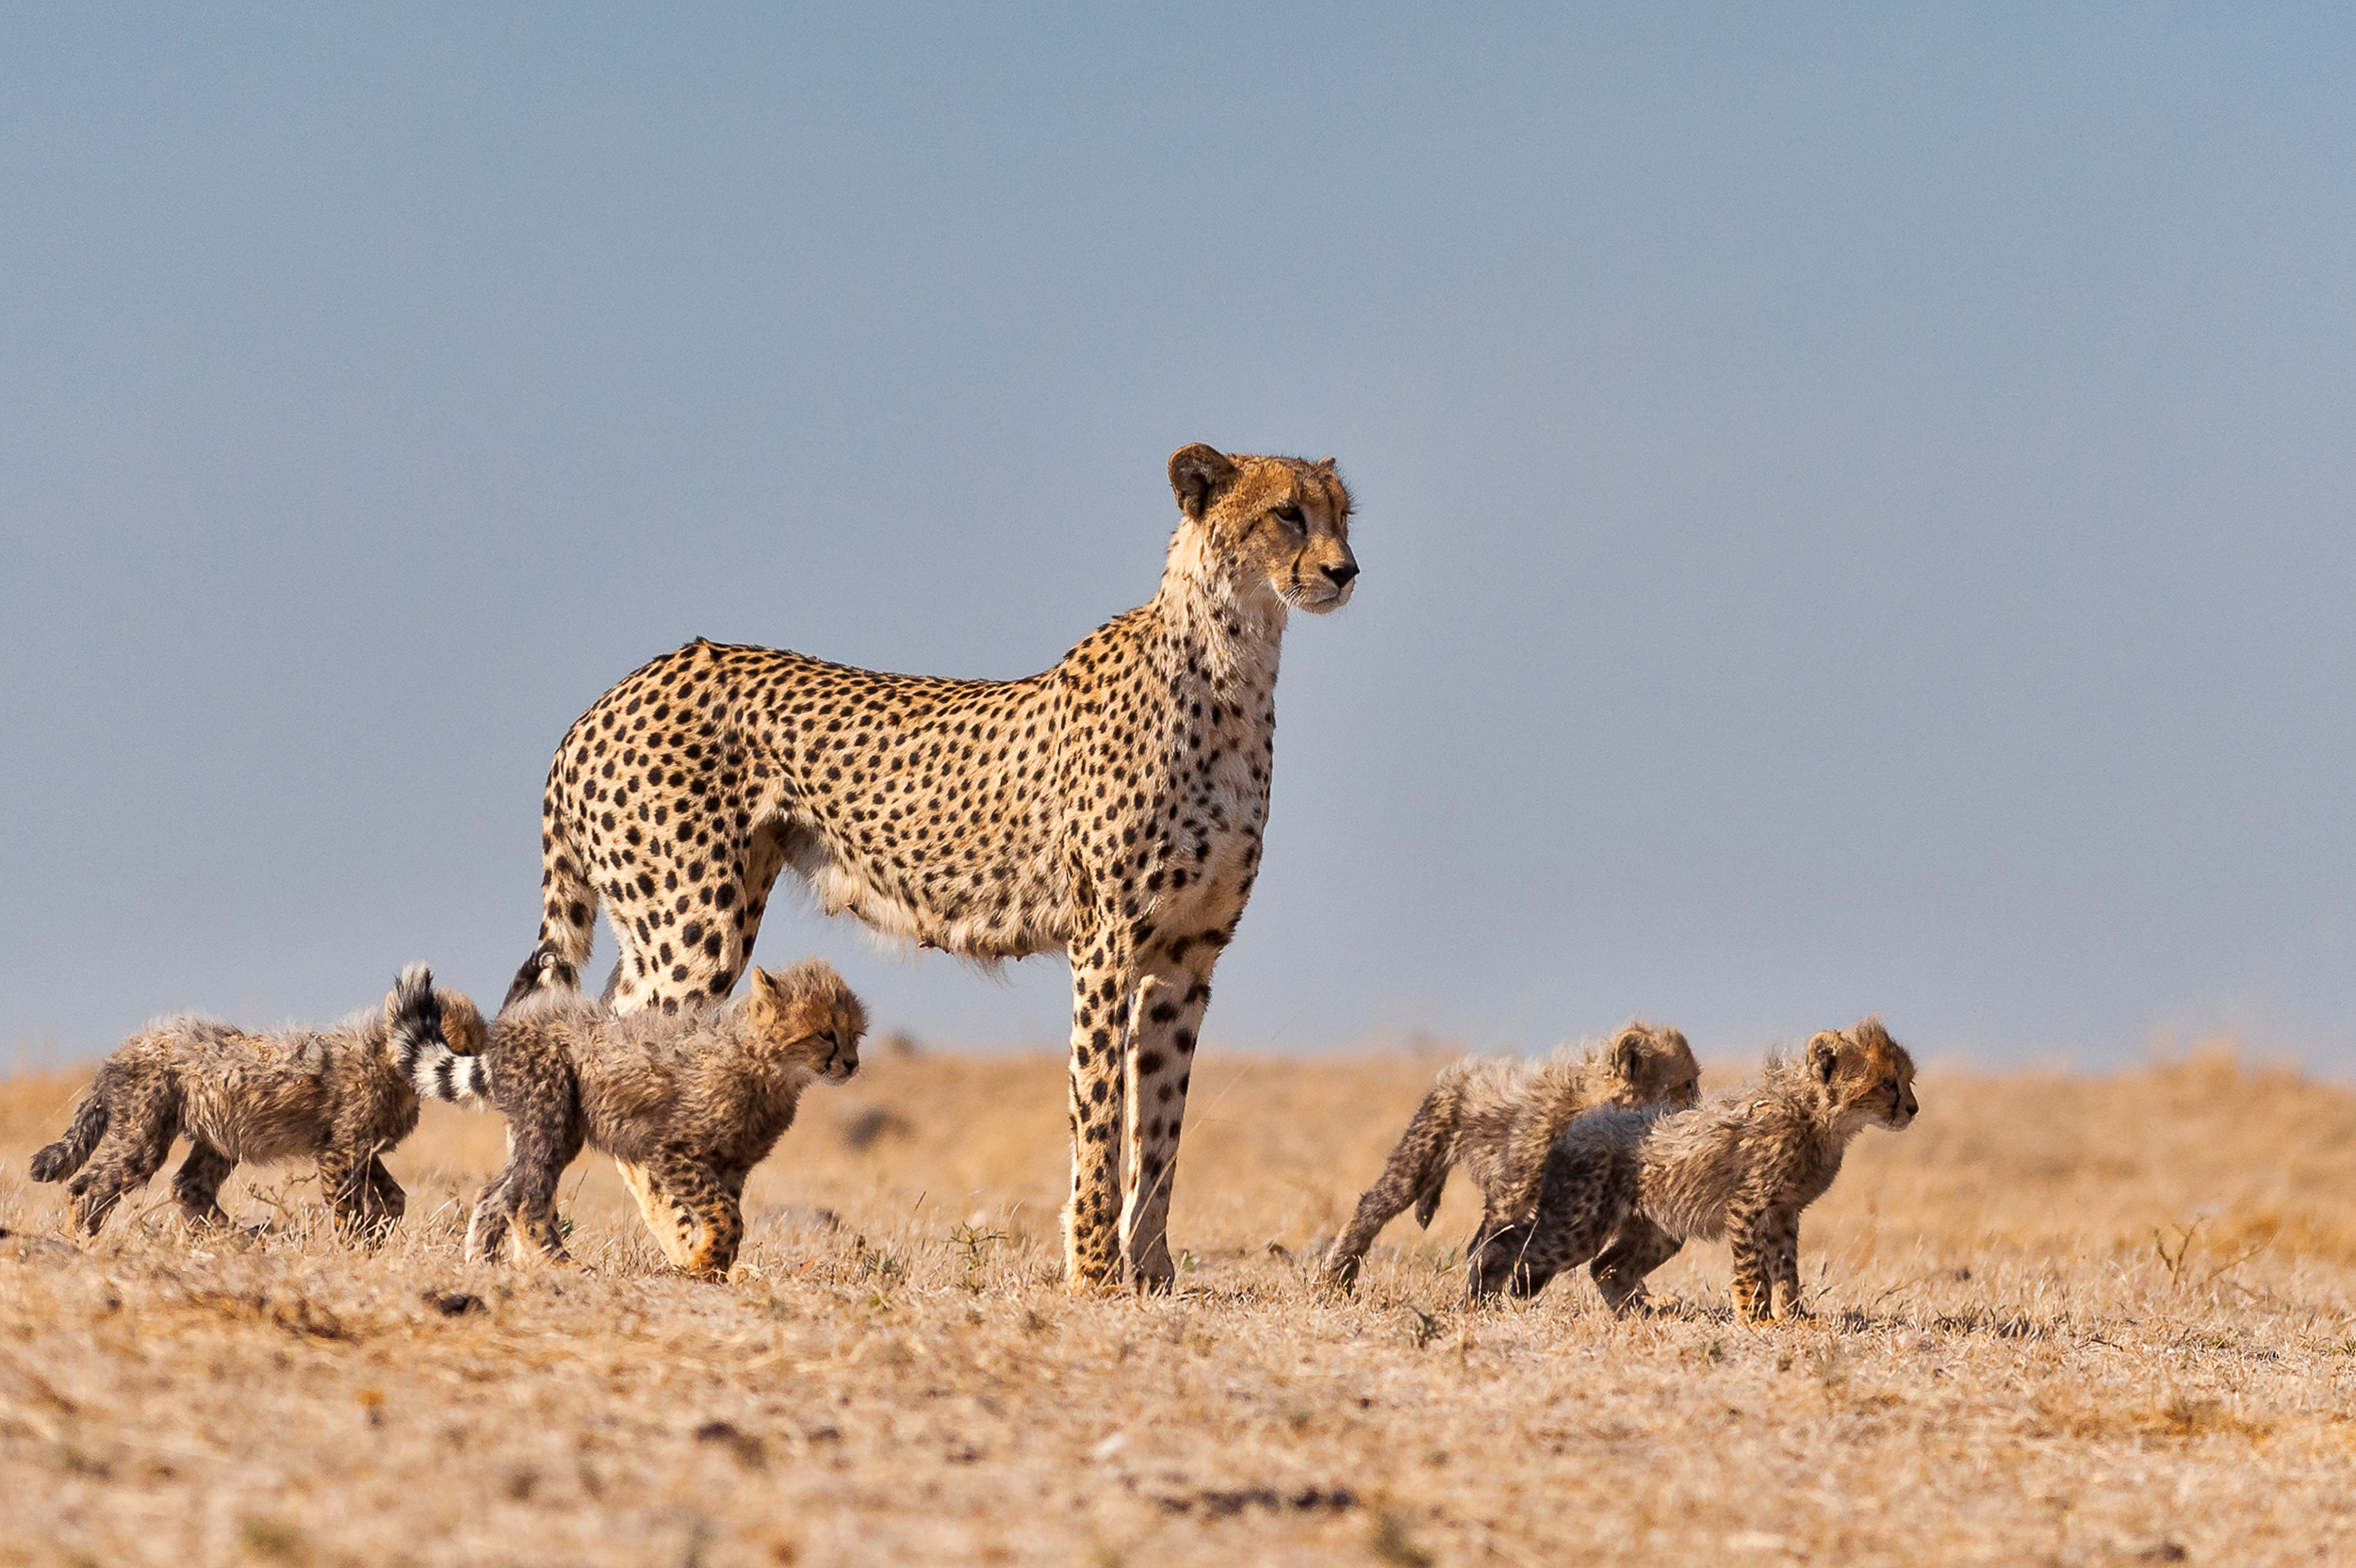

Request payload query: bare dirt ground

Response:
[4,1041,2355,1567]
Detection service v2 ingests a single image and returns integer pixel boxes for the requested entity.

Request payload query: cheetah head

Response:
[1806,1017,1919,1132]
[1602,1019,1703,1110]
[1169,443,1358,613]
[747,959,869,1086]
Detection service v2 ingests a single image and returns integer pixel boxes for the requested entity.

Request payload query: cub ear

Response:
[1806,1031,1843,1085]
[1169,443,1239,521]
[1609,1024,1646,1081]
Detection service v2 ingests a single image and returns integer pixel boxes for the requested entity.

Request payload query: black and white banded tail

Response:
[389,962,490,1103]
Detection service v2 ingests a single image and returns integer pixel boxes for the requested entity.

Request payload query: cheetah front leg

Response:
[1117,941,1217,1292]
[1062,935,1134,1294]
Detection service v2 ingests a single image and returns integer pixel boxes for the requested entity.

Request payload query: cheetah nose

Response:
[1322,560,1359,589]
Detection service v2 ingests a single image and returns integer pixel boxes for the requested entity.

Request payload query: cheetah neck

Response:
[1152,522,1288,690]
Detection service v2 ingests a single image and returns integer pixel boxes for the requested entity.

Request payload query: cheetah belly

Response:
[795,803,1070,960]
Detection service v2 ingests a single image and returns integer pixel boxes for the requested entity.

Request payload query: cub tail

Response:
[30,1071,114,1184]
[391,965,493,1106]
[1317,1069,1470,1292]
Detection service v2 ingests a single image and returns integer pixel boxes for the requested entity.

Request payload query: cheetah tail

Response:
[501,812,597,1013]
[29,1080,110,1184]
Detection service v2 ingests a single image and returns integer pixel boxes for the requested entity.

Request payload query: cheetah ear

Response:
[1169,444,1239,521]
[1806,1032,1843,1085]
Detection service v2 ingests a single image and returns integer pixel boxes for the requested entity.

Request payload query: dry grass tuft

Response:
[3,1043,2355,1564]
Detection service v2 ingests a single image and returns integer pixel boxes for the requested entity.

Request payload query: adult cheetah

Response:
[505,444,1358,1291]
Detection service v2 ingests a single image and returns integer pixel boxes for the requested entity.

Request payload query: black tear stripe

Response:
[1288,549,1305,595]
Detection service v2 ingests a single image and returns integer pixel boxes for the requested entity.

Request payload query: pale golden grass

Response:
[5,1044,2356,1566]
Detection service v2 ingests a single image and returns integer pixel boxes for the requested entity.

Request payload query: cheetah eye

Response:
[1273,502,1305,531]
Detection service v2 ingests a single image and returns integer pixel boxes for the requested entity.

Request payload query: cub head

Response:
[1601,1019,1703,1110]
[746,959,868,1085]
[1168,443,1358,613]
[1805,1018,1919,1131]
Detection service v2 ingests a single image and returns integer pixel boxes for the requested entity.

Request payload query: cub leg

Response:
[362,1156,406,1225]
[605,826,787,1264]
[1726,1198,1808,1322]
[1762,1204,1808,1319]
[502,1135,581,1264]
[1589,1215,1684,1314]
[464,1173,515,1263]
[1466,1218,1547,1298]
[318,1146,402,1237]
[646,1152,744,1281]
[615,1159,699,1269]
[65,1099,178,1236]
[1320,1079,1464,1290]
[470,1113,580,1265]
[171,1139,237,1228]
[1473,1144,1628,1300]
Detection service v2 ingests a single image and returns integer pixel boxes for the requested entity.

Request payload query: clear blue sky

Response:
[6,8,2352,1069]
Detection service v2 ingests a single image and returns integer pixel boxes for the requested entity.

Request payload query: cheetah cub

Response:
[1319,1021,1700,1291]
[1477,1018,1918,1322]
[29,966,478,1237]
[405,959,865,1279]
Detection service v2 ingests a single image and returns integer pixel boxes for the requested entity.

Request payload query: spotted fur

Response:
[418,959,866,1279]
[1318,1021,1700,1291]
[502,444,1359,1291]
[1473,1018,1919,1321]
[28,966,480,1238]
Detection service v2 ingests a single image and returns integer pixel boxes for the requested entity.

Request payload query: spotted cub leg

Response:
[1589,1215,1684,1315]
[317,1145,404,1237]
[1726,1200,1806,1322]
[464,1173,516,1263]
[468,1114,581,1265]
[64,1095,180,1236]
[500,1144,578,1264]
[614,1158,700,1269]
[1320,1085,1458,1291]
[644,1152,744,1281]
[361,1156,405,1225]
[1472,1143,1631,1300]
[170,1139,237,1229]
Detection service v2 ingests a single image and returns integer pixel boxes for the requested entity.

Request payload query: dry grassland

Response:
[5,1043,2356,1566]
